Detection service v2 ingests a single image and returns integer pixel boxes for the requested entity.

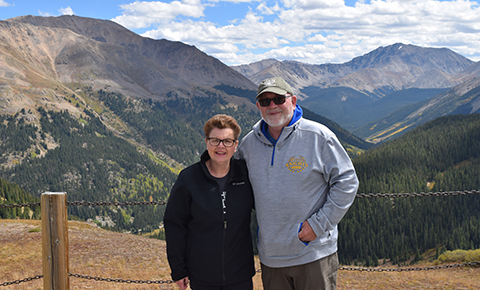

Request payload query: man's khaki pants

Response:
[261,252,339,290]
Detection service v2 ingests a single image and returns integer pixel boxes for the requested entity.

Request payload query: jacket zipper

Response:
[270,145,275,166]
[221,190,227,283]
[269,126,295,166]
[221,191,227,229]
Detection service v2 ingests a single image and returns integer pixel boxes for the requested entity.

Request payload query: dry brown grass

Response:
[338,266,480,289]
[1,219,479,290]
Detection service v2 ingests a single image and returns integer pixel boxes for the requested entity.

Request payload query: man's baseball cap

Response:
[256,77,294,99]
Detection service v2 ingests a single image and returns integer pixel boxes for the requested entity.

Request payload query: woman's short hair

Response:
[204,114,241,140]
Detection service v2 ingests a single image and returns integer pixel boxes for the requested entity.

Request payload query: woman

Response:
[164,114,255,290]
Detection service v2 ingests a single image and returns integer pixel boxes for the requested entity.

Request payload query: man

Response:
[237,77,359,290]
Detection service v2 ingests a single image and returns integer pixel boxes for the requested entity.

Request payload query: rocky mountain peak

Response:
[9,15,256,90]
[233,43,476,98]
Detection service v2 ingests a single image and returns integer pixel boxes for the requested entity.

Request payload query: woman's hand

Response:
[175,276,189,290]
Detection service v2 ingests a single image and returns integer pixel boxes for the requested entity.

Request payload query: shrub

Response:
[28,227,41,233]
[436,249,480,264]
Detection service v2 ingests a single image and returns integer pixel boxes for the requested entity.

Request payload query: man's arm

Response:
[307,135,359,238]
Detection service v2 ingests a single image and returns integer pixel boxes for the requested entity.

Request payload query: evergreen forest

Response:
[1,107,177,233]
[0,90,260,234]
[95,89,261,165]
[0,177,40,219]
[340,113,480,266]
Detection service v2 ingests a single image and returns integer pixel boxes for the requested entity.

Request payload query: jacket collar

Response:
[199,150,240,180]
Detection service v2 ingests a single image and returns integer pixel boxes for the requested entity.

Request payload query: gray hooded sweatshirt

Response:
[237,107,359,268]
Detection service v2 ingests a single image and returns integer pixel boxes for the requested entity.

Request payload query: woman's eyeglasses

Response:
[207,138,236,147]
[257,95,291,107]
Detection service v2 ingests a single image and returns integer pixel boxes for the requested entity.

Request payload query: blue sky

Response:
[1,0,480,65]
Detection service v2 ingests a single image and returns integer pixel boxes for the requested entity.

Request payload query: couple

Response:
[164,77,359,290]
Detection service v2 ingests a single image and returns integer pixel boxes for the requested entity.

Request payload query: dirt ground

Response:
[1,219,479,289]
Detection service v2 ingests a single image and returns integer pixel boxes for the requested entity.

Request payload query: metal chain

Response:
[0,202,40,209]
[356,189,480,198]
[0,200,167,208]
[0,275,43,287]
[3,262,480,287]
[2,190,479,209]
[65,200,167,207]
[338,261,480,272]
[68,273,174,284]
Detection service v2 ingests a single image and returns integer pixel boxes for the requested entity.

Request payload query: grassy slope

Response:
[1,220,479,290]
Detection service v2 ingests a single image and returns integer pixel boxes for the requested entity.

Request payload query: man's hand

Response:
[175,277,189,290]
[298,220,317,243]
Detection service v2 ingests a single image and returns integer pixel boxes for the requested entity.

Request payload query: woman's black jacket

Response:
[164,150,255,286]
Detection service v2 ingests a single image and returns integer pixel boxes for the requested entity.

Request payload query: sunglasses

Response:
[257,95,291,107]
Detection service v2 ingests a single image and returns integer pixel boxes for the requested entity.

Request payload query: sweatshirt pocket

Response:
[259,222,307,258]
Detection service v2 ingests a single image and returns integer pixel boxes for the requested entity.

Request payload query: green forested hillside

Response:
[0,177,40,219]
[95,89,260,165]
[340,113,480,266]
[0,89,260,233]
[2,107,176,233]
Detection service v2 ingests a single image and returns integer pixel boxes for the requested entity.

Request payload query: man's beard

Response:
[263,108,294,128]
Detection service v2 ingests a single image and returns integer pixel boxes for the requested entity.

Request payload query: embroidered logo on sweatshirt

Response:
[286,156,308,173]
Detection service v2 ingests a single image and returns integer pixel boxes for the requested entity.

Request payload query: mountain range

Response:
[0,15,369,206]
[1,14,480,147]
[4,15,256,98]
[0,15,371,151]
[232,44,480,140]
[232,43,477,98]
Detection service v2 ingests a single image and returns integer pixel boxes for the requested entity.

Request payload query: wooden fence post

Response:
[41,192,69,290]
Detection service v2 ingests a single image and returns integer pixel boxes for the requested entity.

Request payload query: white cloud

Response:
[38,10,52,17]
[119,0,480,65]
[282,0,344,10]
[142,10,290,47]
[256,2,281,15]
[112,0,205,29]
[0,0,11,7]
[208,0,254,2]
[59,6,75,15]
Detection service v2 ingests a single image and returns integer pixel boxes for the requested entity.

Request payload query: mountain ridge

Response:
[0,15,370,153]
[355,76,480,142]
[232,44,480,137]
[9,15,256,90]
[0,19,187,104]
[233,43,476,98]
[3,15,480,148]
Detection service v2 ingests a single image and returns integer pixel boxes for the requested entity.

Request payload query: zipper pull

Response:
[222,191,227,229]
[221,191,227,209]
